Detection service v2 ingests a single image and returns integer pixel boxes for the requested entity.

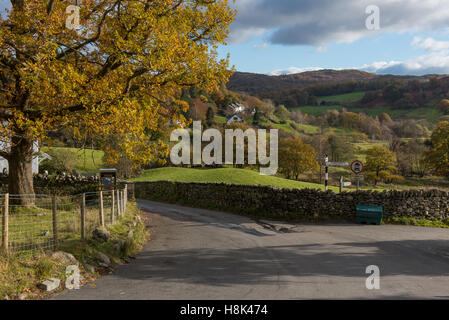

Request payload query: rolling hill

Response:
[226,69,449,122]
[227,69,418,95]
[132,167,339,191]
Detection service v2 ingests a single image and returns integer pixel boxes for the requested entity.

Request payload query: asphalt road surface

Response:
[53,199,449,300]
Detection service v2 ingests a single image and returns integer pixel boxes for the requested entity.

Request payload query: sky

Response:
[3,1,449,76]
[218,0,449,76]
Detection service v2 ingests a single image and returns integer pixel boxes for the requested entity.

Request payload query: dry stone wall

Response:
[135,181,449,221]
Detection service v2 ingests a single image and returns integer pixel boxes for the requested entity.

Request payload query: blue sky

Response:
[3,0,449,76]
[218,0,449,76]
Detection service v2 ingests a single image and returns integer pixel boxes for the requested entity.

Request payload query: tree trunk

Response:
[8,136,35,205]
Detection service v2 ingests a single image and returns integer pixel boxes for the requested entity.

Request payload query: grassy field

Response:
[325,126,362,136]
[296,123,321,134]
[349,105,444,123]
[43,147,105,175]
[290,105,343,116]
[215,115,227,124]
[268,121,297,134]
[294,91,443,123]
[260,120,320,135]
[354,141,389,150]
[317,92,366,104]
[133,167,339,191]
[291,103,443,122]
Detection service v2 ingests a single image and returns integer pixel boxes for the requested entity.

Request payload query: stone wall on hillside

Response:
[135,181,449,220]
[0,175,101,195]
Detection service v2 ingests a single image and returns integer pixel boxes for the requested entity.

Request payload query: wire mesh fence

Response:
[0,187,128,256]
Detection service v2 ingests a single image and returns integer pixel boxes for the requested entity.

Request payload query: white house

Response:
[0,140,40,175]
[226,114,243,125]
[227,102,246,114]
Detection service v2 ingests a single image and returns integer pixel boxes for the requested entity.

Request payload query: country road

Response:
[53,199,449,300]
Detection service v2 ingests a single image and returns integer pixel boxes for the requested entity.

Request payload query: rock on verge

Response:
[96,252,111,267]
[92,227,111,243]
[38,278,60,292]
[84,264,96,274]
[50,251,79,266]
[112,240,126,253]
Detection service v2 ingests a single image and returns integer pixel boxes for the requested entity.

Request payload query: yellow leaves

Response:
[423,121,449,177]
[365,146,398,182]
[279,137,319,178]
[1,0,235,166]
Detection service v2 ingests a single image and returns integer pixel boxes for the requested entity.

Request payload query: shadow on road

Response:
[111,240,449,287]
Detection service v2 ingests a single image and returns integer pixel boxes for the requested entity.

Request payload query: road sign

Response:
[351,160,364,174]
[352,173,364,191]
[342,182,352,187]
[326,162,349,167]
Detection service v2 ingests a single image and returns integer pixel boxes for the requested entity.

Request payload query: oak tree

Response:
[279,137,319,180]
[365,146,399,185]
[424,121,449,178]
[0,0,234,202]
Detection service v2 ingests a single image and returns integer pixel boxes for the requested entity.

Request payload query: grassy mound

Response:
[133,167,338,191]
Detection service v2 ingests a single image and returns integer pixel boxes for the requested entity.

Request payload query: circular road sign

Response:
[351,160,364,174]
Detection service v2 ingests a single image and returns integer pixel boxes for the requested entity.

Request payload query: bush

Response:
[104,156,143,179]
[35,257,59,281]
[40,149,77,175]
[290,122,305,133]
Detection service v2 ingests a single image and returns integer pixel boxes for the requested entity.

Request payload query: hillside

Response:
[225,70,449,123]
[133,167,339,191]
[227,69,415,95]
[42,147,105,175]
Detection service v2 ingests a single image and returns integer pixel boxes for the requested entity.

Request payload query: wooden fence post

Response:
[111,190,115,224]
[116,189,121,218]
[99,191,104,227]
[124,185,127,212]
[131,183,135,200]
[52,195,58,249]
[81,193,86,240]
[120,189,123,217]
[2,193,9,251]
[121,190,124,215]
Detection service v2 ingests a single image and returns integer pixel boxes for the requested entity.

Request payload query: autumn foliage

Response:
[0,0,235,198]
[278,137,319,180]
[424,121,449,177]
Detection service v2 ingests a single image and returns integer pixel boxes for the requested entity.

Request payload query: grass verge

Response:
[0,202,147,300]
[383,216,449,229]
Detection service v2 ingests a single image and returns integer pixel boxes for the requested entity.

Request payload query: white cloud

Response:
[228,27,268,45]
[359,61,403,73]
[253,42,269,50]
[411,37,449,52]
[362,37,449,75]
[230,0,449,46]
[272,36,449,76]
[269,67,325,76]
[316,46,328,53]
[360,51,449,75]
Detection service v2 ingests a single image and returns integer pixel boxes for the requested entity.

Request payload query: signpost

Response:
[327,162,349,167]
[339,177,352,193]
[324,158,364,192]
[350,160,364,191]
[324,155,329,191]
[324,156,349,191]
